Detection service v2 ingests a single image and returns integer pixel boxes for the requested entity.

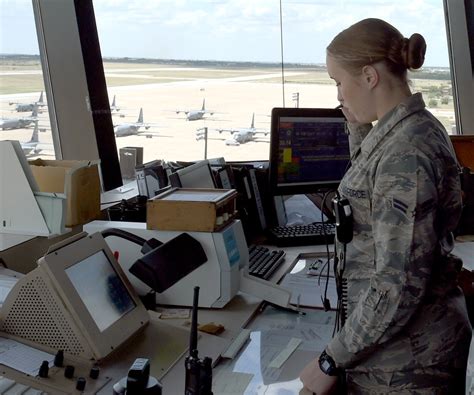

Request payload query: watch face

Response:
[321,359,331,372]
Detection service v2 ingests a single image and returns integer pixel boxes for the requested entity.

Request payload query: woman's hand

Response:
[299,357,338,395]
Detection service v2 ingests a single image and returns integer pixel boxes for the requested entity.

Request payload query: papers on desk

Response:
[215,310,336,390]
[0,267,23,309]
[268,337,302,368]
[280,265,338,309]
[213,370,254,394]
[0,337,55,375]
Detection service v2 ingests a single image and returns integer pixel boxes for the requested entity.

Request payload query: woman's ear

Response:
[361,65,379,90]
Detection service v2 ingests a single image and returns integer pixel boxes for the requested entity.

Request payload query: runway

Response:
[0,63,454,163]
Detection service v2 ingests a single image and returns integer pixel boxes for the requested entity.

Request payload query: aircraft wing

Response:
[137,131,161,139]
[136,129,162,138]
[216,128,239,134]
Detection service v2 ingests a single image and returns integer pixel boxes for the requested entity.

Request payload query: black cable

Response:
[319,189,336,311]
[101,228,147,247]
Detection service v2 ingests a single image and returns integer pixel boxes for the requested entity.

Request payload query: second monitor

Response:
[269,107,350,196]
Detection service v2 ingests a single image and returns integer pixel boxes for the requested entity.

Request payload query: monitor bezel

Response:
[38,232,149,360]
[269,107,348,195]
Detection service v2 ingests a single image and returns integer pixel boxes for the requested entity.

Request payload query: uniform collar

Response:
[360,92,426,158]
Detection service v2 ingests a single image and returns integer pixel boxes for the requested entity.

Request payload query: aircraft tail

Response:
[111,95,116,108]
[138,108,143,124]
[202,98,205,111]
[38,91,44,105]
[29,122,39,143]
[250,113,255,129]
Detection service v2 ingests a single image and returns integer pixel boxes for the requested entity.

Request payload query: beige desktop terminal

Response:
[1,231,149,362]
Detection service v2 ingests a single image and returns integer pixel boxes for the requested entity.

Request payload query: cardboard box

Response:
[147,188,237,232]
[29,159,101,227]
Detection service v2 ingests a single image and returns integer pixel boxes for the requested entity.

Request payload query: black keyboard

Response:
[267,223,336,247]
[248,245,286,280]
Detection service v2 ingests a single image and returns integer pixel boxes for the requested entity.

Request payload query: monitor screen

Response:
[65,250,136,332]
[176,159,216,188]
[38,232,149,360]
[269,108,350,195]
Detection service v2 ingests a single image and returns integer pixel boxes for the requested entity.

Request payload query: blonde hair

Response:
[327,18,426,79]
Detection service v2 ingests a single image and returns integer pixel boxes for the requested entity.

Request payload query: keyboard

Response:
[248,245,286,280]
[267,222,336,247]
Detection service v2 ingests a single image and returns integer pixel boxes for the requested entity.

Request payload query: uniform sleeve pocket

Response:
[359,287,390,336]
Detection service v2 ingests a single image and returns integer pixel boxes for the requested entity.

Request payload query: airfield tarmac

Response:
[0,64,455,164]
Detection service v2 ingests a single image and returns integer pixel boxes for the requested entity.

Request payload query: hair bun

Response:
[406,33,426,69]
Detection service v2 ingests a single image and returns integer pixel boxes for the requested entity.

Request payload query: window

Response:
[0,0,54,159]
[2,1,471,184]
[92,0,465,165]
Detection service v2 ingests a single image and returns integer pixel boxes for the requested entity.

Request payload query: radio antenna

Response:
[190,286,200,354]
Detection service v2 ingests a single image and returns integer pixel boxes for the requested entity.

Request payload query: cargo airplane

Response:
[176,99,214,121]
[0,106,39,130]
[217,113,269,146]
[9,92,46,112]
[114,108,160,138]
[21,122,42,156]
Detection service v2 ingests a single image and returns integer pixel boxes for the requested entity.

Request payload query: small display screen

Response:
[178,160,216,188]
[276,116,350,188]
[66,250,136,332]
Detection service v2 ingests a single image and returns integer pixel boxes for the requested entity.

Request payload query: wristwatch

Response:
[318,350,339,376]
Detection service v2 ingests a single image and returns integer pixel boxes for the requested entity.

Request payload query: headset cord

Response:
[320,189,337,311]
[333,243,347,335]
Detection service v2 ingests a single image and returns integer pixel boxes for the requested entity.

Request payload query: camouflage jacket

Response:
[326,93,471,372]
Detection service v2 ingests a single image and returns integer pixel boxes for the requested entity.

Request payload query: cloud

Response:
[0,0,451,65]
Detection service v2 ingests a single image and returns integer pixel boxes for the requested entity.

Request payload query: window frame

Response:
[444,0,474,135]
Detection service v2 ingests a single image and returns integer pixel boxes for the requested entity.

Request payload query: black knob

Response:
[76,377,86,391]
[89,365,100,380]
[38,360,49,378]
[54,350,64,367]
[64,365,75,379]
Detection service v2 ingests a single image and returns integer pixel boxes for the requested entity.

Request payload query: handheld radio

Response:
[332,194,353,244]
[184,286,213,395]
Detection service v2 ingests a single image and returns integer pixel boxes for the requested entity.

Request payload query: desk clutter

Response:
[0,141,101,237]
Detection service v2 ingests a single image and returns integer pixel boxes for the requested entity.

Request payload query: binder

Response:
[248,168,266,230]
[214,165,234,190]
[231,165,268,243]
[135,160,169,198]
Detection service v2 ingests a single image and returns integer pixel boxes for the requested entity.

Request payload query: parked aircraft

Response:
[114,108,160,138]
[21,122,42,156]
[110,95,125,117]
[217,113,269,146]
[9,92,46,112]
[0,107,39,130]
[176,99,214,121]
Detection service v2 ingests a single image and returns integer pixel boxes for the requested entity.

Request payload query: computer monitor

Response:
[175,159,217,188]
[269,107,350,195]
[5,232,150,360]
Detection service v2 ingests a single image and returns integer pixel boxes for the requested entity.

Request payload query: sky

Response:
[0,0,450,67]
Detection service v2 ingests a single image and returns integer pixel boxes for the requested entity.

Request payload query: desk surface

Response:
[1,239,473,394]
[0,233,35,252]
[153,246,334,394]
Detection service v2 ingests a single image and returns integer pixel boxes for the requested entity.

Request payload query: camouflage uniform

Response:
[325,93,472,393]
